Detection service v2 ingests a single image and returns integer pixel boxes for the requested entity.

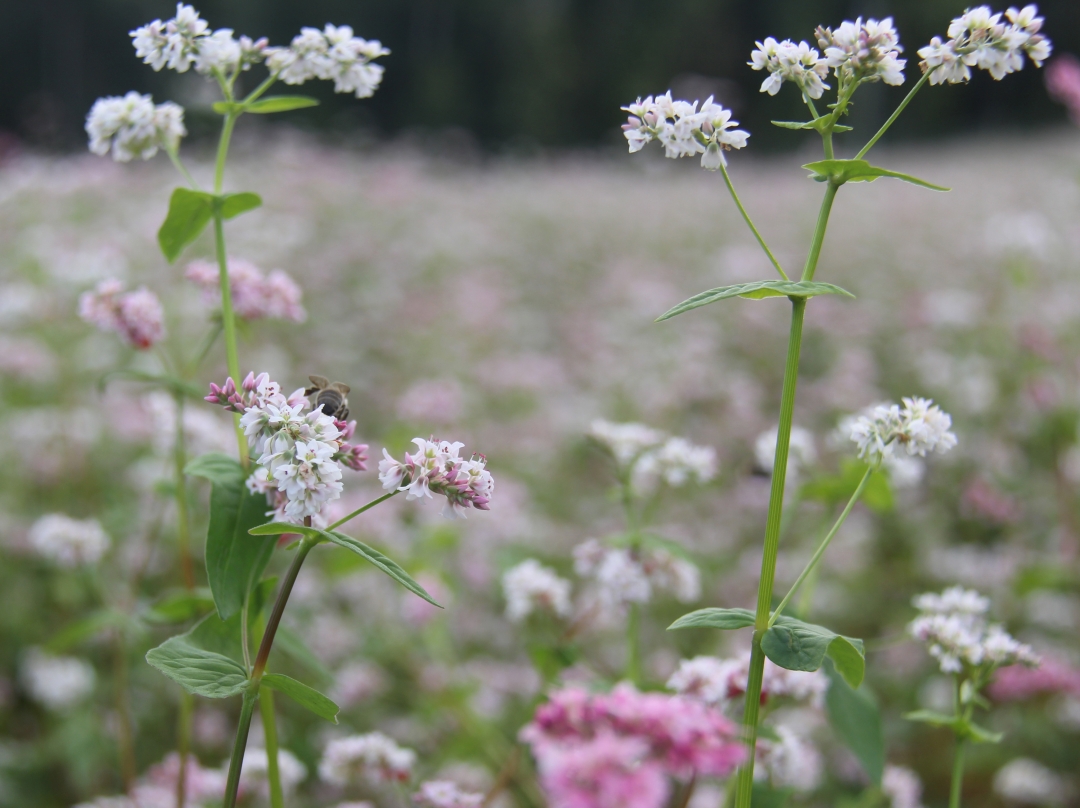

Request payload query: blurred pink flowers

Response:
[78,278,165,349]
[1046,54,1080,124]
[989,658,1080,701]
[186,258,306,322]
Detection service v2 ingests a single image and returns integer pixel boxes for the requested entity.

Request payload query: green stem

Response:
[243,74,279,105]
[166,146,200,190]
[718,163,789,281]
[822,130,835,160]
[800,183,839,282]
[769,465,873,627]
[948,737,967,808]
[112,629,137,793]
[260,686,285,808]
[223,690,259,808]
[213,211,249,467]
[172,394,195,590]
[626,602,642,685]
[327,491,399,531]
[214,114,237,195]
[175,691,193,808]
[855,71,931,160]
[733,297,807,808]
[188,320,223,377]
[251,537,317,680]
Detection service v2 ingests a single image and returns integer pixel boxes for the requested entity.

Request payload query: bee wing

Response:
[308,375,330,389]
[332,382,351,395]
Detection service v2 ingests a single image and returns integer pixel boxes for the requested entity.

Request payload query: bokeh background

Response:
[2,2,1080,808]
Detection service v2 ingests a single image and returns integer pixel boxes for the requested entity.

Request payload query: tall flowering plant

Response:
[74,6,495,808]
[623,7,1050,808]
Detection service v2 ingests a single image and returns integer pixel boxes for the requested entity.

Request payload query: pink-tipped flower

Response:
[378,438,493,518]
[78,279,165,349]
[186,258,306,322]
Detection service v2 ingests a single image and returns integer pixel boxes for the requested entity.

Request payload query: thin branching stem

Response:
[718,163,789,281]
[856,71,932,160]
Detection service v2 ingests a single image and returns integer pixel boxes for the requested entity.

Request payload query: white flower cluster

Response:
[749,38,831,99]
[379,438,494,519]
[20,648,96,711]
[621,92,749,170]
[992,758,1073,806]
[502,559,573,622]
[414,780,485,808]
[318,732,416,786]
[846,397,957,464]
[266,24,390,98]
[79,278,166,349]
[755,725,823,793]
[918,5,1051,85]
[573,538,701,609]
[814,17,906,86]
[131,4,266,75]
[240,747,308,797]
[667,652,827,710]
[27,514,110,567]
[85,92,185,163]
[908,586,1040,674]
[588,419,716,494]
[882,765,926,808]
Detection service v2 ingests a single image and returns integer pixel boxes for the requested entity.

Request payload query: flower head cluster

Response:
[574,539,701,608]
[621,92,749,170]
[28,514,110,567]
[74,753,228,808]
[755,725,823,792]
[589,420,716,494]
[85,92,186,162]
[266,24,390,98]
[667,652,828,710]
[378,438,494,519]
[131,4,266,75]
[918,5,1051,85]
[882,765,925,808]
[318,732,416,786]
[815,18,906,86]
[186,259,306,323]
[20,648,96,711]
[502,559,573,622]
[521,684,744,808]
[908,586,1040,674]
[414,781,484,808]
[207,372,368,522]
[78,279,165,349]
[749,38,831,99]
[846,397,957,463]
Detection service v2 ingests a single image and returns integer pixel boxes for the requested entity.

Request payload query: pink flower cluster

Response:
[1046,54,1080,124]
[520,684,745,808]
[186,258,306,322]
[379,437,494,518]
[78,278,165,349]
[988,657,1080,701]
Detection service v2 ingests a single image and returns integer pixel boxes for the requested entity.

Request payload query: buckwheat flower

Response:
[621,92,749,170]
[753,425,816,482]
[640,549,701,602]
[414,781,484,808]
[666,656,734,705]
[378,438,493,518]
[274,439,345,522]
[913,585,989,615]
[992,758,1072,805]
[749,38,831,98]
[79,279,166,349]
[502,559,573,622]
[882,765,925,808]
[86,93,186,162]
[846,397,956,463]
[574,542,652,607]
[756,726,823,792]
[194,29,267,75]
[19,648,95,711]
[28,514,110,567]
[668,652,827,709]
[186,259,307,323]
[651,437,717,487]
[238,748,307,797]
[318,733,416,786]
[815,17,906,86]
[266,25,390,98]
[918,5,1051,84]
[130,4,209,73]
[589,419,665,466]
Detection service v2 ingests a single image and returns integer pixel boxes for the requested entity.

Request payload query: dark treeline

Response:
[4,0,1078,154]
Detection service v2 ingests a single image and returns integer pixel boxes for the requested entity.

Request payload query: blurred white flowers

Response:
[266,24,390,98]
[668,652,827,709]
[574,539,701,608]
[78,279,166,349]
[319,732,416,786]
[589,420,716,495]
[749,38,830,99]
[85,93,185,162]
[918,5,1051,85]
[845,397,957,464]
[186,259,306,323]
[992,757,1072,805]
[20,648,95,710]
[753,425,816,484]
[239,747,307,798]
[882,765,925,808]
[502,559,572,622]
[414,780,484,808]
[621,92,749,170]
[28,514,110,567]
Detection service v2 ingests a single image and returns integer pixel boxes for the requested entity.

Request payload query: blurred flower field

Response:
[2,127,1080,806]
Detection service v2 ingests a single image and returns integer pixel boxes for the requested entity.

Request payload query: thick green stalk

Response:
[733,297,807,808]
[260,686,285,808]
[223,690,259,808]
[175,691,193,808]
[718,164,788,280]
[949,738,967,808]
[855,71,931,160]
[801,184,839,282]
[769,465,873,626]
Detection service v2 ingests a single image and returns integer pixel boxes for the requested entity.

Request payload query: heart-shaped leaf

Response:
[158,187,215,262]
[761,616,865,687]
[668,607,756,631]
[261,673,338,723]
[146,614,249,698]
[657,281,854,322]
[802,159,949,191]
[220,192,262,220]
[245,95,319,114]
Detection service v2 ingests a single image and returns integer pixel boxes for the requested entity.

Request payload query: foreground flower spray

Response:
[624,7,1049,807]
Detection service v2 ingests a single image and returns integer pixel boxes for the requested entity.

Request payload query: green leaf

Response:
[220,192,262,220]
[668,607,756,631]
[657,281,854,322]
[249,522,443,607]
[212,101,244,115]
[802,159,950,191]
[261,673,338,723]
[771,119,852,133]
[965,722,1005,744]
[158,187,215,263]
[187,455,275,621]
[904,709,959,728]
[145,614,248,698]
[751,782,794,808]
[904,711,1004,743]
[825,661,884,785]
[47,609,132,653]
[244,95,320,114]
[761,616,865,687]
[144,588,216,625]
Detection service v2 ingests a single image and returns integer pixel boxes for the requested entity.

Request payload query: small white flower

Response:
[845,397,957,463]
[620,92,749,170]
[756,725,823,792]
[265,24,390,98]
[85,93,187,162]
[919,5,1051,84]
[816,18,906,86]
[318,733,416,786]
[749,37,831,98]
[239,747,307,796]
[993,758,1072,805]
[28,514,110,567]
[502,559,572,622]
[882,765,925,808]
[130,3,209,73]
[20,648,95,710]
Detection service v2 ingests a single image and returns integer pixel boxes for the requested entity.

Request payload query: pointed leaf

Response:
[187,455,274,620]
[212,101,244,115]
[761,616,865,687]
[825,661,884,785]
[146,614,248,698]
[244,95,319,114]
[657,281,854,322]
[802,159,949,191]
[965,722,1004,744]
[668,607,756,631]
[220,192,262,220]
[158,187,215,263]
[261,673,338,723]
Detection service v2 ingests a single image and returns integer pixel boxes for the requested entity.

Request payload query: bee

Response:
[305,375,351,421]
